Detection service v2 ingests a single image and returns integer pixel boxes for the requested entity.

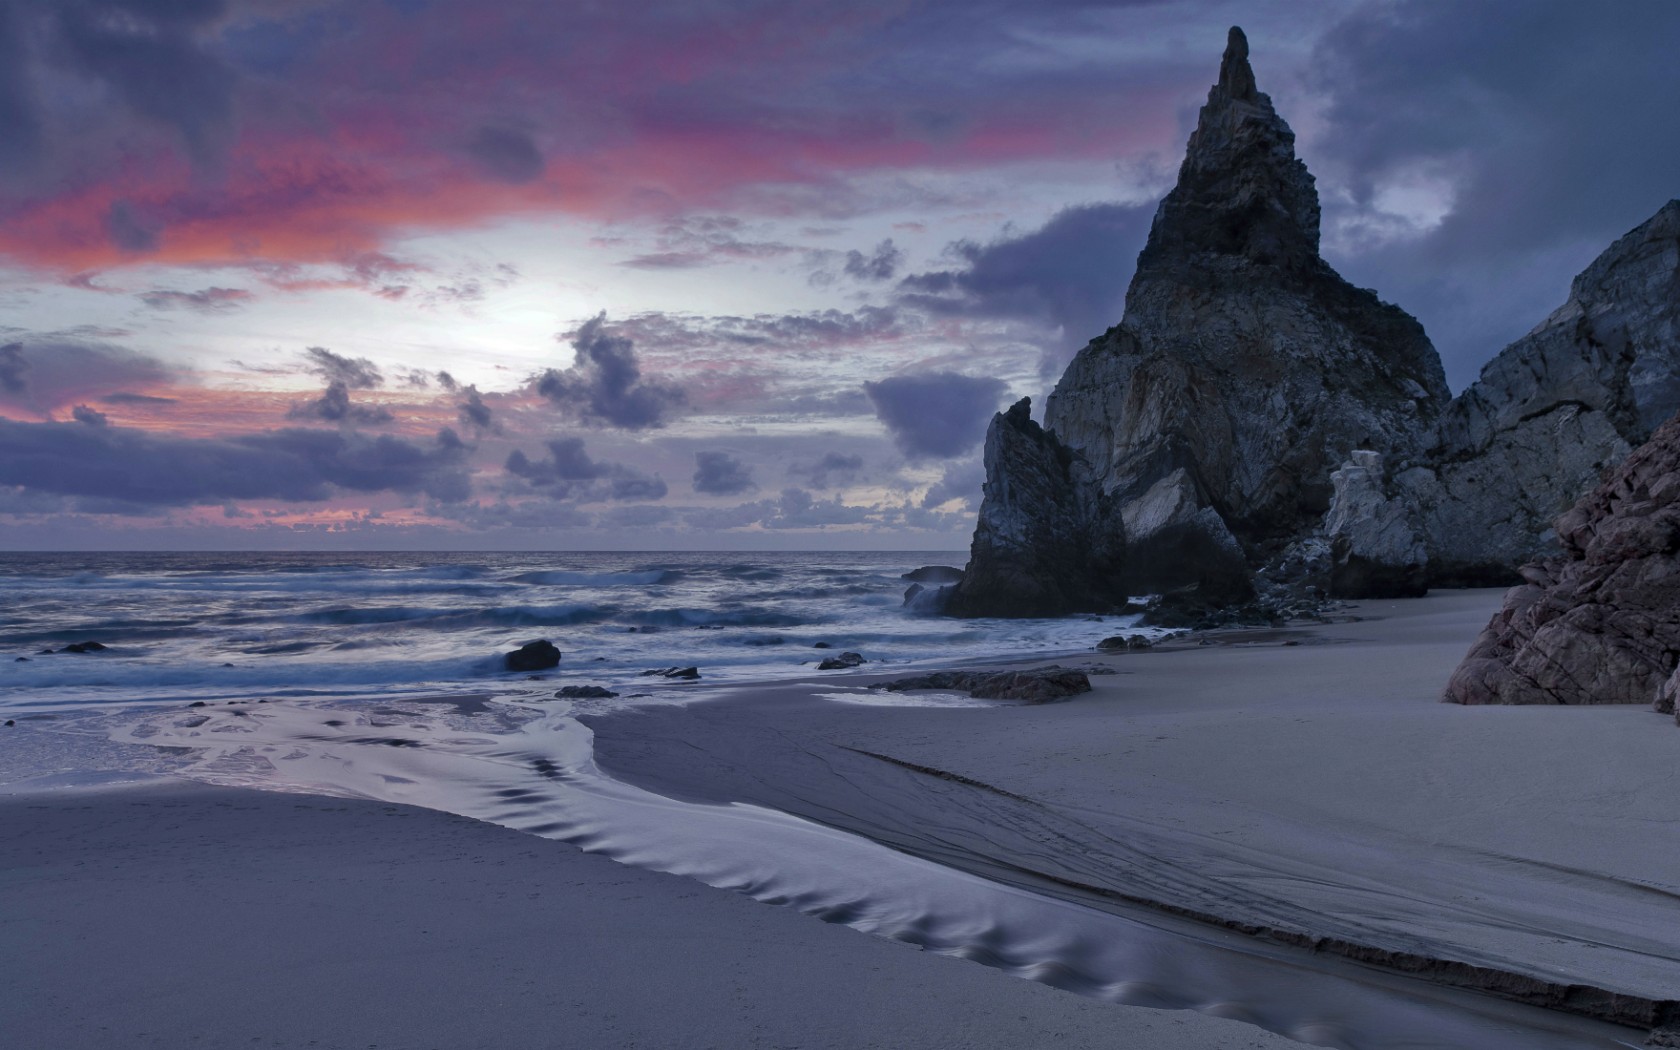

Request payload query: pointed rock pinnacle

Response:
[1216,26,1258,102]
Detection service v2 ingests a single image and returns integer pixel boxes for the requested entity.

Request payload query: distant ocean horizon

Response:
[0,549,1146,722]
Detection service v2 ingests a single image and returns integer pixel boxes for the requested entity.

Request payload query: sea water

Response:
[0,550,1139,718]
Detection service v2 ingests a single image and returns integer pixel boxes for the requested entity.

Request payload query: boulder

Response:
[874,667,1092,703]
[816,651,865,670]
[901,565,965,584]
[504,640,561,672]
[641,666,700,680]
[1443,410,1680,711]
[555,685,618,699]
[60,641,108,653]
[1096,634,1152,652]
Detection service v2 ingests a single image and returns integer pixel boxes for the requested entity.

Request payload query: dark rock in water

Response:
[1444,411,1680,712]
[1407,200,1680,585]
[816,651,865,670]
[875,667,1091,703]
[640,666,700,680]
[60,641,108,653]
[188,701,206,708]
[504,639,561,672]
[36,648,53,655]
[4,719,13,727]
[812,641,832,649]
[943,398,1128,617]
[901,565,965,584]
[14,656,27,662]
[555,685,619,699]
[1096,634,1153,652]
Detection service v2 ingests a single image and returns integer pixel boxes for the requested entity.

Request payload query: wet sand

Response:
[0,779,1306,1050]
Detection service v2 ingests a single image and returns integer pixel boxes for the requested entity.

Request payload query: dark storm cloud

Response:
[70,403,108,425]
[1308,0,1680,387]
[302,346,384,389]
[691,450,755,496]
[287,381,393,426]
[0,2,42,178]
[843,239,902,281]
[787,451,863,489]
[920,455,985,511]
[0,338,174,408]
[456,385,494,432]
[504,436,668,502]
[536,313,684,430]
[464,125,544,184]
[0,341,25,392]
[0,417,471,507]
[54,0,238,169]
[898,202,1152,347]
[863,372,1009,460]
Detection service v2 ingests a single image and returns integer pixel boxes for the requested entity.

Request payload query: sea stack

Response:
[948,27,1450,616]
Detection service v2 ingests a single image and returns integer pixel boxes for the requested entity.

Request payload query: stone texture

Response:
[1413,200,1680,585]
[873,667,1092,703]
[1444,411,1680,709]
[1324,450,1428,598]
[942,398,1127,617]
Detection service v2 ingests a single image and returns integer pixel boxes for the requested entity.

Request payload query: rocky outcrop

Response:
[1324,450,1428,598]
[954,28,1680,615]
[943,398,1127,616]
[1407,201,1680,584]
[979,27,1447,609]
[1444,411,1680,709]
[873,667,1092,703]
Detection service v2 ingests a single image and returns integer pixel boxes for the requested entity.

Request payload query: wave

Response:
[623,608,809,629]
[506,569,681,587]
[294,603,617,628]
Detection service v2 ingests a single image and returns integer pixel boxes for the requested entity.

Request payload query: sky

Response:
[0,0,1675,550]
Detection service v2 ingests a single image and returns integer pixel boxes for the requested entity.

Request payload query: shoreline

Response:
[5,588,1675,1047]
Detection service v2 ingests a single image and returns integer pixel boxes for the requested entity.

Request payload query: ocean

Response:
[0,550,1141,721]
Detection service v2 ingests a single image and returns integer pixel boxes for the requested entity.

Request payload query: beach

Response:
[4,587,1675,1048]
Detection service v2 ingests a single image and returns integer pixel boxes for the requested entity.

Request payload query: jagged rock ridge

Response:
[1444,409,1680,715]
[953,27,1450,615]
[1402,200,1680,584]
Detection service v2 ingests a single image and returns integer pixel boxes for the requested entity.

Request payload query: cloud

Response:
[691,450,756,495]
[105,200,161,253]
[456,386,494,432]
[139,286,254,312]
[464,125,544,184]
[863,372,1009,459]
[0,338,174,409]
[536,313,684,429]
[287,381,394,426]
[302,346,384,389]
[1307,0,1680,388]
[99,391,176,405]
[898,202,1152,352]
[70,403,108,426]
[0,341,24,393]
[787,451,863,489]
[844,239,902,281]
[0,418,471,508]
[920,455,985,511]
[504,436,668,502]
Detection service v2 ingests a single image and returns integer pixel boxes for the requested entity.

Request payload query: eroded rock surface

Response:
[873,667,1092,703]
[1412,201,1680,584]
[943,398,1126,617]
[1444,411,1680,712]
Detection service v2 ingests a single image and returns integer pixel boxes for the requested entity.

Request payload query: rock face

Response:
[954,27,1450,614]
[951,24,1680,615]
[943,398,1127,616]
[1406,201,1680,584]
[1443,411,1680,710]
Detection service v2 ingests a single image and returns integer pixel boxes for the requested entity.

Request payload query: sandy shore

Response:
[4,588,1674,1048]
[1,779,1310,1050]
